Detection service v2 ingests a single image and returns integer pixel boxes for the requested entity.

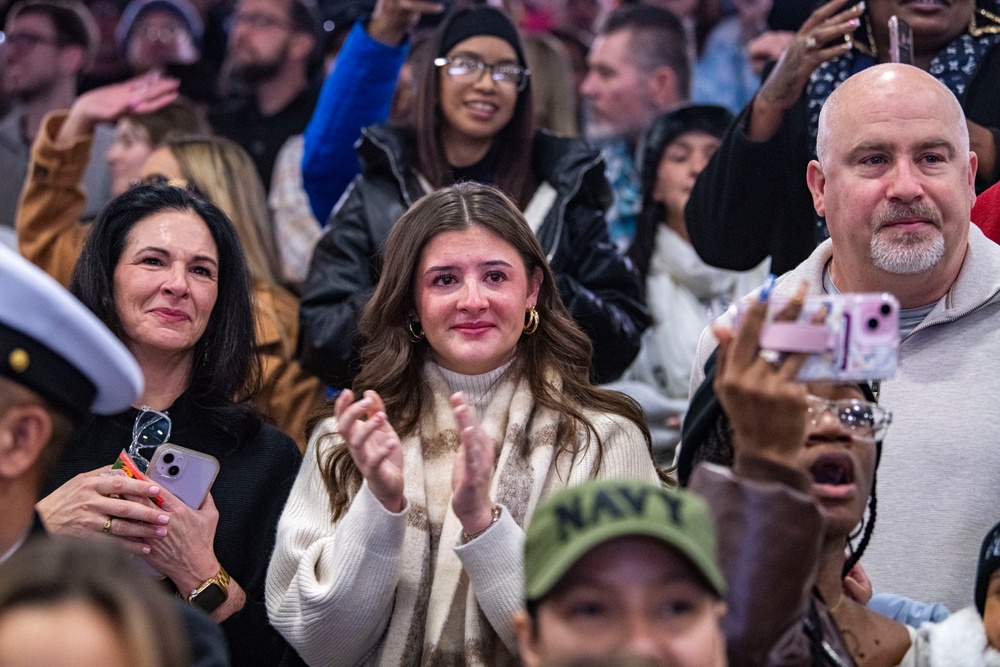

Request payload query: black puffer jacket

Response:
[299,124,650,388]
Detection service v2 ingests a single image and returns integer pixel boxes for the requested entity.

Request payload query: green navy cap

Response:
[0,245,142,423]
[525,479,726,601]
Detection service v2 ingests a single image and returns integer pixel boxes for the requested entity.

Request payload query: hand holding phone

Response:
[735,292,900,381]
[146,445,220,509]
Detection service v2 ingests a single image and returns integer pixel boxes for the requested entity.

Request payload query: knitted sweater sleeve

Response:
[265,419,408,666]
[454,510,524,654]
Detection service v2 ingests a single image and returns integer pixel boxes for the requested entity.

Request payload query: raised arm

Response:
[302,0,441,222]
[18,75,179,286]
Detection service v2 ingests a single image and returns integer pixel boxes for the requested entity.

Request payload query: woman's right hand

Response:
[35,466,171,555]
[748,0,863,141]
[335,389,405,512]
[56,73,180,145]
[711,287,812,466]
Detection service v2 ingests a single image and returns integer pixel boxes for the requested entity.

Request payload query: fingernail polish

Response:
[848,18,860,28]
[157,515,169,524]
[759,274,777,303]
[155,527,167,537]
[149,486,160,495]
[142,546,151,554]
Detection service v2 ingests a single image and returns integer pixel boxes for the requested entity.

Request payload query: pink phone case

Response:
[146,445,219,509]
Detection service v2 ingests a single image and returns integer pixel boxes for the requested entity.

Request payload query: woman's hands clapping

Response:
[336,389,406,513]
[450,392,497,538]
[336,389,498,536]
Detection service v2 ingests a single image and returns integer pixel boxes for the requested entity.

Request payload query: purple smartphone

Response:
[147,444,219,509]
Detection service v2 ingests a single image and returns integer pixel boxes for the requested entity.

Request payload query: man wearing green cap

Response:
[515,479,728,667]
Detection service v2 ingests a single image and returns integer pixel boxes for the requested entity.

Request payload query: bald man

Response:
[688,64,1000,612]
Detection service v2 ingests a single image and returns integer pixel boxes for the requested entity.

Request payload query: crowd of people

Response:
[2,0,1000,664]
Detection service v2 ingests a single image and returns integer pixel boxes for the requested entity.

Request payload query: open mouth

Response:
[809,452,856,487]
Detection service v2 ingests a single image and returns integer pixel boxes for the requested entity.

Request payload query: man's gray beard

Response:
[870,228,945,274]
[582,115,621,141]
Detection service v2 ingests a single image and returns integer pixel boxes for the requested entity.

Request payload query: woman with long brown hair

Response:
[298,5,647,390]
[267,183,661,666]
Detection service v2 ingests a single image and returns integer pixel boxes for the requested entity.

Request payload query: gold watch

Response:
[187,564,230,613]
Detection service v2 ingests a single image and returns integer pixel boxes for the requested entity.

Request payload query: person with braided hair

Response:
[680,290,911,666]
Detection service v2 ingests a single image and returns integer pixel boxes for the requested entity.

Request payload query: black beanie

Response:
[976,520,1000,615]
[437,6,526,67]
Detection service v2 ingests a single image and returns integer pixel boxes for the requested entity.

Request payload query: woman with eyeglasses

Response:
[266,182,662,666]
[677,295,908,666]
[35,185,303,666]
[298,5,648,390]
[18,78,323,449]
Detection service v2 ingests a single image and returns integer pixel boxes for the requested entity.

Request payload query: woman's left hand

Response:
[449,393,496,536]
[140,488,222,597]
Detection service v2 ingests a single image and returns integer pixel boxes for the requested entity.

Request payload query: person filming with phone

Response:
[685,63,1000,616]
[34,185,303,666]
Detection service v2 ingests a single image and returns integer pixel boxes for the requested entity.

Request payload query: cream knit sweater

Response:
[265,363,659,666]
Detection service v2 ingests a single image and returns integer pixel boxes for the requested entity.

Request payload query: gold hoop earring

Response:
[523,307,539,335]
[407,321,424,342]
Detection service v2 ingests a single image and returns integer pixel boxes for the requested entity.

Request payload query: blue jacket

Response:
[302,22,408,223]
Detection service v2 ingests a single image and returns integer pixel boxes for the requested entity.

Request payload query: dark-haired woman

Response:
[615,105,767,451]
[267,183,661,666]
[36,186,301,666]
[299,5,648,389]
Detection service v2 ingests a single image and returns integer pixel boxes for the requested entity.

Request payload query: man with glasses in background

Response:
[687,64,1000,614]
[209,0,319,190]
[0,0,113,243]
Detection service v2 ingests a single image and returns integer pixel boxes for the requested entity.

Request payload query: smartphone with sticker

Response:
[146,445,219,509]
[735,292,900,381]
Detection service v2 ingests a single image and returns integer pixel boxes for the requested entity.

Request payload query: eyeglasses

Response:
[134,23,184,42]
[130,406,171,473]
[806,395,892,442]
[434,56,530,92]
[0,31,63,51]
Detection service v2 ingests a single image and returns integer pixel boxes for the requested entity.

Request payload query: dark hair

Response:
[411,7,536,209]
[289,0,319,35]
[318,183,662,518]
[69,185,261,430]
[628,105,732,282]
[6,0,99,67]
[0,538,189,667]
[600,4,690,100]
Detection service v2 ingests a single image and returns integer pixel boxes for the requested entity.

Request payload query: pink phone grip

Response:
[759,321,836,353]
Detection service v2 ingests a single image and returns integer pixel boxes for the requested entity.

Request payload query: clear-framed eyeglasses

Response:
[806,395,892,442]
[433,56,531,92]
[130,406,171,472]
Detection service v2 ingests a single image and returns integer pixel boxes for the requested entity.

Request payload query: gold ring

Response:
[806,35,818,49]
[102,517,113,534]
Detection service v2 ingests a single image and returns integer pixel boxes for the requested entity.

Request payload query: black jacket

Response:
[43,394,303,667]
[299,124,650,387]
[686,39,1000,274]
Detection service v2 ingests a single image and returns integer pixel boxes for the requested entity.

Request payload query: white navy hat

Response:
[0,245,143,423]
